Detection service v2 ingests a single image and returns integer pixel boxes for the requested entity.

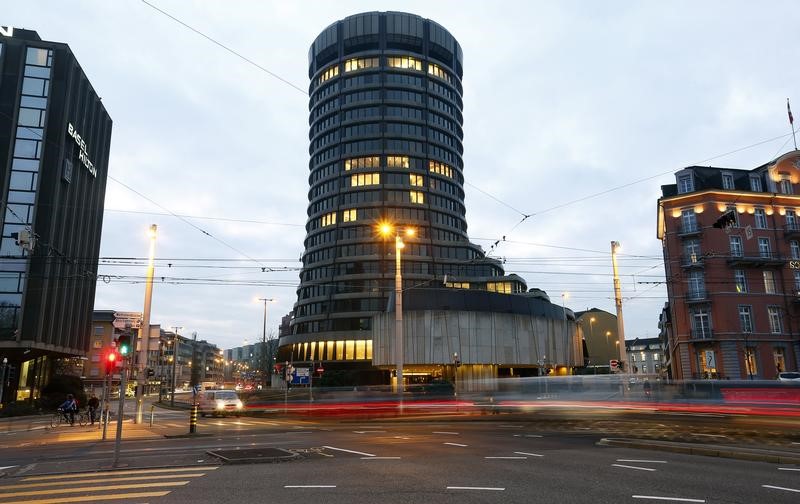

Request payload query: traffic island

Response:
[207,447,300,464]
[598,437,800,464]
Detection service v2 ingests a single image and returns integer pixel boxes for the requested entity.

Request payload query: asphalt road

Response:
[1,412,800,504]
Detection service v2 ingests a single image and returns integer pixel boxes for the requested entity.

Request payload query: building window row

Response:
[344,57,379,72]
[290,339,373,361]
[351,173,380,187]
[317,64,339,85]
[387,55,423,71]
[320,212,336,227]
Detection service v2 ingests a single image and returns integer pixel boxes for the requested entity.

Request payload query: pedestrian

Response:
[643,379,652,399]
[87,393,100,424]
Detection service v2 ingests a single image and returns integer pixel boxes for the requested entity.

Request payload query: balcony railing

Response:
[678,222,701,236]
[686,290,709,303]
[784,222,800,236]
[680,253,704,267]
[689,328,713,340]
[726,252,785,267]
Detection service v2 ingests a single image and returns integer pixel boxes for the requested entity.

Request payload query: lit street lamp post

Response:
[610,241,627,367]
[379,222,415,398]
[135,224,157,424]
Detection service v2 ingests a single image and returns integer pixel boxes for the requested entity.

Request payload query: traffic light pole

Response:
[113,356,128,467]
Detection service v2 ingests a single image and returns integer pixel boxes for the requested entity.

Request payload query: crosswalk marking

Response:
[0,481,189,498]
[0,473,206,490]
[21,466,218,481]
[0,490,171,504]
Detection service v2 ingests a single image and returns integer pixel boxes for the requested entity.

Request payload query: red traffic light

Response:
[107,352,117,362]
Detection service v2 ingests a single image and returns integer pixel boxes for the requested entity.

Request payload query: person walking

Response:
[87,393,100,424]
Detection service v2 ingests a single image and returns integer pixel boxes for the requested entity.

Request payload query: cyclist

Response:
[87,393,100,424]
[58,394,78,425]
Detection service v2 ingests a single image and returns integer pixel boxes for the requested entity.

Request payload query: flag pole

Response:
[789,98,797,150]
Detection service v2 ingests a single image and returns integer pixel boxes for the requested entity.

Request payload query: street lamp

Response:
[136,224,158,424]
[610,241,627,367]
[170,326,182,407]
[256,297,275,389]
[378,221,416,397]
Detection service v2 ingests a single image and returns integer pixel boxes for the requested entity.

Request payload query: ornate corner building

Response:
[277,12,583,386]
[657,150,800,380]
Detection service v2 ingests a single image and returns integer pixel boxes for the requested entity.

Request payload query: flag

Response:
[790,99,795,125]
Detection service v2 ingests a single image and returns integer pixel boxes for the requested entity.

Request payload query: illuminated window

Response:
[351,173,380,187]
[344,156,380,171]
[336,341,344,360]
[410,190,424,204]
[429,160,454,178]
[318,64,339,85]
[445,281,470,289]
[342,209,357,222]
[345,57,379,72]
[356,340,366,360]
[427,63,451,83]
[387,56,422,71]
[409,174,424,186]
[387,156,410,168]
[325,341,334,360]
[744,348,757,376]
[366,340,373,360]
[345,340,355,360]
[487,282,512,294]
[320,212,336,227]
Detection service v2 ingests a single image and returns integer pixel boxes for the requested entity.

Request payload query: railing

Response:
[686,290,708,302]
[680,253,704,267]
[689,328,713,340]
[679,222,700,235]
[784,222,800,234]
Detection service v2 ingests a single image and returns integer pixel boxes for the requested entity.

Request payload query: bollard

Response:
[189,404,198,434]
[149,405,155,428]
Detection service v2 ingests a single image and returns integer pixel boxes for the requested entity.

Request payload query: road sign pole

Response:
[112,356,128,467]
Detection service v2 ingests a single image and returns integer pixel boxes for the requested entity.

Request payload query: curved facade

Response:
[279,12,539,378]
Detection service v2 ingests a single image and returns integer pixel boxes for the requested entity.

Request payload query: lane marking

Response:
[632,496,704,502]
[485,456,527,459]
[285,485,336,488]
[21,466,218,481]
[433,431,459,435]
[447,486,505,491]
[0,473,206,490]
[0,481,188,498]
[0,491,172,504]
[617,459,667,464]
[778,467,800,472]
[353,430,386,434]
[514,452,544,457]
[360,457,401,460]
[612,464,656,472]
[763,485,800,493]
[0,466,17,471]
[691,433,726,438]
[512,434,543,438]
[444,442,468,447]
[322,445,375,457]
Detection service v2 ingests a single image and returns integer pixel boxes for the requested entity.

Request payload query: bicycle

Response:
[50,409,88,427]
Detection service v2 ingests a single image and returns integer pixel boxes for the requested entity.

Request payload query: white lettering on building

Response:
[67,122,97,177]
[0,26,13,37]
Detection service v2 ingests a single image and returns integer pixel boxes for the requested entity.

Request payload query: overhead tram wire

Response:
[139,0,308,95]
[105,209,305,227]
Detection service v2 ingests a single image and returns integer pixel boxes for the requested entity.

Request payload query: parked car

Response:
[777,372,800,382]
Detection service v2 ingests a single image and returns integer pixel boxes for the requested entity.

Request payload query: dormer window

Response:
[749,175,762,192]
[722,172,734,190]
[780,173,793,194]
[678,174,694,194]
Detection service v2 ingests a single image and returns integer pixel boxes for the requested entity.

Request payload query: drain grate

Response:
[207,447,300,464]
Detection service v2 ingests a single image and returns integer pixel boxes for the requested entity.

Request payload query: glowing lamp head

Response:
[379,222,393,236]
[147,224,158,239]
[107,352,117,363]
[405,227,416,237]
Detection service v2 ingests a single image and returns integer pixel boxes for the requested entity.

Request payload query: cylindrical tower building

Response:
[280,12,531,382]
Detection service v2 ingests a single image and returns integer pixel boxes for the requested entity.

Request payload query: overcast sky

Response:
[7,1,800,350]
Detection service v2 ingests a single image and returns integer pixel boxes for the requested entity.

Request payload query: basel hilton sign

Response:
[67,123,97,177]
[0,26,13,37]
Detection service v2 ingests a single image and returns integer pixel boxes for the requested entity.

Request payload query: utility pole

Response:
[257,298,274,389]
[135,224,157,424]
[113,353,128,467]
[170,327,181,407]
[0,357,7,407]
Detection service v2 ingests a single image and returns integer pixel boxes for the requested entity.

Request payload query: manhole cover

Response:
[207,448,299,464]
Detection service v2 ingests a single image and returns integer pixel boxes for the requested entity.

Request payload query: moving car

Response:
[198,390,244,417]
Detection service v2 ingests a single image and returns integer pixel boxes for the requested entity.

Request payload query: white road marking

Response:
[322,445,375,457]
[778,467,800,472]
[691,433,726,438]
[0,466,17,471]
[513,434,543,438]
[361,456,401,460]
[433,431,459,435]
[792,442,800,445]
[514,451,544,457]
[444,442,468,447]
[447,486,505,491]
[353,430,386,434]
[763,485,800,493]
[498,425,523,428]
[613,464,656,472]
[285,485,336,488]
[485,456,527,459]
[617,459,668,464]
[632,496,705,502]
[393,436,411,440]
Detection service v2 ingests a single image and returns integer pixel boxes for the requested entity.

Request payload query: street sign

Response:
[192,384,202,395]
[609,359,619,370]
[291,367,310,385]
[112,312,142,330]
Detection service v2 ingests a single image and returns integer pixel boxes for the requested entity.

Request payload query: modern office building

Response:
[657,150,800,380]
[0,27,112,403]
[279,12,582,387]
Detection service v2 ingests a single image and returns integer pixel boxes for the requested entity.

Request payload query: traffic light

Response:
[104,349,120,374]
[117,335,131,356]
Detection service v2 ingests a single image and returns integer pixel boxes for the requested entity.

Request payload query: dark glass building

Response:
[277,12,586,385]
[0,27,112,403]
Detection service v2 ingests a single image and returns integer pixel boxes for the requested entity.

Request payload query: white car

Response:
[198,390,244,417]
[777,372,800,382]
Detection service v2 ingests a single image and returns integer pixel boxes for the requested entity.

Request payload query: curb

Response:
[0,461,221,479]
[598,437,800,464]
[206,448,300,465]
